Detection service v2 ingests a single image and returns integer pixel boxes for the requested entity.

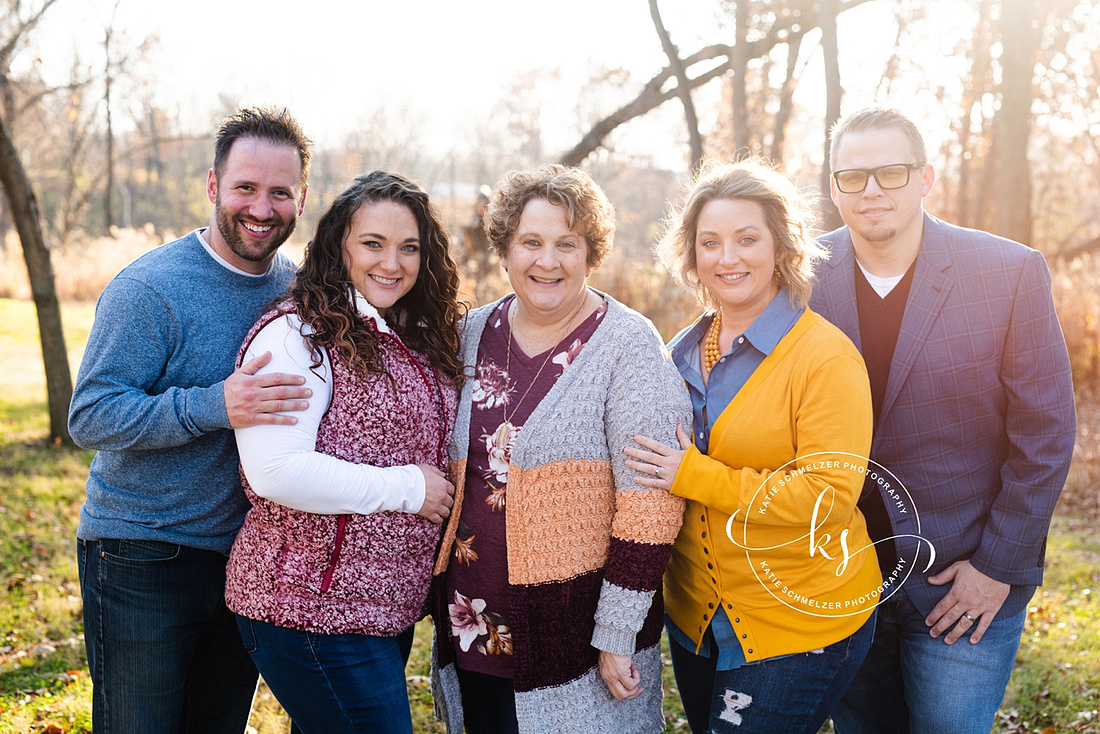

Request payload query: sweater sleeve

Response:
[68,277,229,450]
[670,350,873,528]
[590,316,690,655]
[234,314,426,515]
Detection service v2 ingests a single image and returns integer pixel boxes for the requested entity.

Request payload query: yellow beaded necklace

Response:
[702,311,723,375]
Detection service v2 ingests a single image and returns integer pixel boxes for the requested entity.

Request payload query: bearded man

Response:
[69,106,313,733]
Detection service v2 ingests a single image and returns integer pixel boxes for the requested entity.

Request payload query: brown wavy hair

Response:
[287,171,465,387]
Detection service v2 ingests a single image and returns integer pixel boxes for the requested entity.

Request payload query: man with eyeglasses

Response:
[809,106,1075,733]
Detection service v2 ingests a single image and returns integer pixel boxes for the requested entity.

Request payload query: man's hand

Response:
[925,560,1010,644]
[416,465,455,524]
[225,351,311,428]
[598,651,643,701]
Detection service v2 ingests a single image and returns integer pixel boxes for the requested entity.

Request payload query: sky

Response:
[34,0,920,168]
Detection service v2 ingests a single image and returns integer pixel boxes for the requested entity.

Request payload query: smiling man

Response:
[68,107,312,733]
[809,106,1076,733]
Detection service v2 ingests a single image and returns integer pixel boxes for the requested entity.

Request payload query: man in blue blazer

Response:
[809,107,1076,733]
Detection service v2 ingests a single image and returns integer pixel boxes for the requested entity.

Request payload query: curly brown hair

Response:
[287,171,465,387]
[483,164,616,269]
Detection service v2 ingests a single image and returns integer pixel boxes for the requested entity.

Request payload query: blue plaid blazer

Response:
[810,213,1076,620]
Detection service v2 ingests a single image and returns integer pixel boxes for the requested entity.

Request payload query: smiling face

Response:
[206,137,307,274]
[341,200,421,316]
[501,198,591,326]
[830,126,934,255]
[695,198,779,328]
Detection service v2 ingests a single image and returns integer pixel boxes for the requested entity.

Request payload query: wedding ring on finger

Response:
[964,612,976,622]
[655,466,661,478]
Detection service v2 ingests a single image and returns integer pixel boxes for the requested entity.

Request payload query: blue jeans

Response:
[237,616,416,734]
[669,612,875,734]
[831,595,1026,734]
[77,538,258,734]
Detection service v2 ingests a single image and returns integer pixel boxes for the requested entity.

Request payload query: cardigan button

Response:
[700,515,706,522]
[707,563,714,569]
[741,634,747,639]
[701,531,707,538]
[748,648,753,654]
[704,548,709,554]
[703,614,708,621]
[734,617,739,622]
[708,603,714,609]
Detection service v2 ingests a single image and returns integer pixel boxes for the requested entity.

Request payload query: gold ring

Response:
[964,612,976,621]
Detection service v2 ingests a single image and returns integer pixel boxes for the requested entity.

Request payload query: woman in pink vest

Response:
[225,171,464,733]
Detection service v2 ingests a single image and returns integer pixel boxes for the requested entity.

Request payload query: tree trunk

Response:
[0,112,73,444]
[993,0,1040,244]
[731,0,750,154]
[819,0,844,232]
[649,0,704,170]
[770,30,806,161]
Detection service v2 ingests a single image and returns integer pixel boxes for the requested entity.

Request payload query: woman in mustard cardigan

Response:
[626,159,880,734]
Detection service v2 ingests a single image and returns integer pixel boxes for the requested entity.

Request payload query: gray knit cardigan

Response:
[432,291,692,734]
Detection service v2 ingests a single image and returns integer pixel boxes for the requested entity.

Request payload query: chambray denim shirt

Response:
[665,289,802,669]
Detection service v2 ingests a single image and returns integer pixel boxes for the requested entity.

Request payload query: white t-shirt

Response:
[857,260,906,298]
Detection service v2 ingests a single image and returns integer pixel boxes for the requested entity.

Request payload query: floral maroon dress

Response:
[445,295,607,678]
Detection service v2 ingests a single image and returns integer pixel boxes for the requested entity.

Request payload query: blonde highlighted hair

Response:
[655,157,824,311]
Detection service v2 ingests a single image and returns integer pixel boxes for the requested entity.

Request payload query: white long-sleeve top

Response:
[234,294,426,515]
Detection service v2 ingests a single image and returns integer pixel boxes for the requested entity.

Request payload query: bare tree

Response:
[0,0,72,444]
[102,0,122,233]
[649,0,704,169]
[992,0,1041,244]
[730,0,750,154]
[0,112,72,444]
[769,28,807,161]
[559,0,876,167]
[819,0,843,231]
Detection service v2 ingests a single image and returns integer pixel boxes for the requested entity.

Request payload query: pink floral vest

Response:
[225,305,457,635]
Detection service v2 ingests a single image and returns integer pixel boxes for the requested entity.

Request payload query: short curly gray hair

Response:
[483,164,616,270]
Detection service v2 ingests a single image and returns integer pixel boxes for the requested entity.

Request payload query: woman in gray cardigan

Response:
[431,164,691,734]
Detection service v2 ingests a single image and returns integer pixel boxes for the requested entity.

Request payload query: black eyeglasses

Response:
[832,163,925,194]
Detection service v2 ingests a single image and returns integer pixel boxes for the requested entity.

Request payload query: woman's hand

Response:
[624,424,692,488]
[416,465,455,524]
[598,651,643,701]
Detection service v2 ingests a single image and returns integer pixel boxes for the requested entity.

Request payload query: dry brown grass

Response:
[1052,254,1100,393]
[1,227,169,303]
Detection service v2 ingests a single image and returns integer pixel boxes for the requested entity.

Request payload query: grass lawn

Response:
[1,297,1097,733]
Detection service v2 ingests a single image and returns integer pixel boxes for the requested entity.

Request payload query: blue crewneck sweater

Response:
[69,230,296,555]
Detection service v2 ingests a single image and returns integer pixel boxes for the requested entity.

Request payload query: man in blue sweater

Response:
[69,107,313,733]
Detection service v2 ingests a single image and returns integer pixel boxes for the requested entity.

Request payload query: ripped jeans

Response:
[669,612,875,734]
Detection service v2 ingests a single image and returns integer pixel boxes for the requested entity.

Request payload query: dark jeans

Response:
[77,537,258,734]
[238,616,416,734]
[670,611,876,734]
[455,666,520,734]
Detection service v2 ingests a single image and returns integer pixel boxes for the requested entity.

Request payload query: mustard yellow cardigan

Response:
[665,309,880,661]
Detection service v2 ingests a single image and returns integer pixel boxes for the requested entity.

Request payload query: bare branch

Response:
[649,0,703,168]
[559,0,878,166]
